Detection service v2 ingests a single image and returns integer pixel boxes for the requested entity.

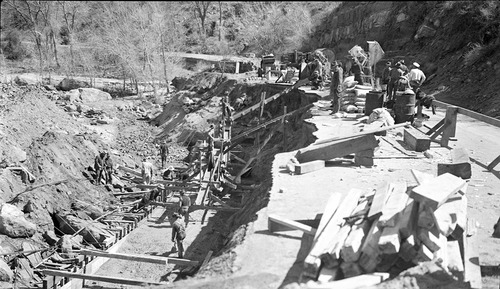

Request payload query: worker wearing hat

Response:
[387,61,405,105]
[408,62,426,90]
[381,61,392,101]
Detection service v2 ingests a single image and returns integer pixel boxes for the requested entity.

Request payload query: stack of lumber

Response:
[302,169,481,288]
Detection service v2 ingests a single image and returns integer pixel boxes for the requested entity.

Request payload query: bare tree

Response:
[193,1,211,37]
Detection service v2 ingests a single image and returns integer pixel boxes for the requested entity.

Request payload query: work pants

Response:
[176,239,184,258]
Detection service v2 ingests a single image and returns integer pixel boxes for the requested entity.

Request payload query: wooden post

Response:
[283,106,287,151]
[235,62,240,74]
[441,106,458,147]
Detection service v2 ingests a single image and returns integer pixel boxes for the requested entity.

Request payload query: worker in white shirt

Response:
[408,62,426,91]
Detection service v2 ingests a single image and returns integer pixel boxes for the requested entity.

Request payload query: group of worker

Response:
[381,60,427,106]
[92,141,191,259]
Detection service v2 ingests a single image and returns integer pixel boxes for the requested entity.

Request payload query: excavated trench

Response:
[157,75,323,280]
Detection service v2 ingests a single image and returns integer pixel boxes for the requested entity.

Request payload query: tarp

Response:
[367,41,385,67]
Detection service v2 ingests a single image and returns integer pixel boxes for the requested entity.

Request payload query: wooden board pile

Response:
[302,169,481,288]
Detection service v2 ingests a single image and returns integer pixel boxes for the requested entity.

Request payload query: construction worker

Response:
[163,166,176,180]
[381,61,392,102]
[178,190,191,227]
[399,60,409,75]
[94,152,106,185]
[387,62,404,104]
[408,62,426,91]
[171,212,186,258]
[330,61,343,114]
[103,152,113,185]
[160,141,169,169]
[141,158,154,185]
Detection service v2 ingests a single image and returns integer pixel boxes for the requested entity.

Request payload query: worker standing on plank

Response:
[171,212,186,258]
[329,60,344,114]
[160,141,169,169]
[178,189,191,227]
[94,151,106,185]
[141,158,154,185]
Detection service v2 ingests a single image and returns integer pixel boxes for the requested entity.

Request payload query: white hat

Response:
[413,62,420,68]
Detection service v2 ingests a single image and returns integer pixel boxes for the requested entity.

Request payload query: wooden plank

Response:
[232,78,309,120]
[313,193,342,244]
[378,181,409,227]
[155,180,200,186]
[358,217,382,273]
[268,214,317,235]
[410,173,466,210]
[487,154,500,171]
[314,122,409,146]
[340,219,371,262]
[354,148,375,166]
[417,204,435,229]
[412,243,433,264]
[464,218,482,289]
[42,269,163,286]
[367,182,394,221]
[433,233,449,269]
[441,106,458,147]
[429,121,449,140]
[433,189,467,237]
[417,226,441,253]
[411,169,434,185]
[79,249,198,267]
[404,127,430,152]
[317,267,339,283]
[433,100,500,128]
[326,195,370,264]
[425,118,445,136]
[399,234,418,262]
[447,240,464,277]
[399,199,418,240]
[296,134,379,163]
[437,147,472,179]
[135,184,159,189]
[116,165,142,177]
[305,272,390,289]
[303,189,361,279]
[294,160,325,175]
[113,191,150,196]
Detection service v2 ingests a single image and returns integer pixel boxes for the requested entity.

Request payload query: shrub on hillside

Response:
[1,30,30,60]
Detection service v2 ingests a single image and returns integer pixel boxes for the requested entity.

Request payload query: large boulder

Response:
[0,259,13,282]
[1,145,27,164]
[0,203,37,237]
[56,78,90,91]
[55,214,113,246]
[78,88,112,103]
[63,89,81,102]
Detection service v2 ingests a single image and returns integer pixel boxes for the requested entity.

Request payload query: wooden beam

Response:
[378,181,409,227]
[447,240,464,277]
[313,193,342,244]
[296,134,379,163]
[433,189,467,237]
[367,182,394,221]
[463,219,482,289]
[232,78,309,120]
[341,220,371,262]
[42,269,164,286]
[410,173,466,210]
[433,100,500,128]
[487,154,500,171]
[425,118,445,136]
[116,165,142,177]
[303,189,361,279]
[268,214,317,235]
[417,226,441,253]
[155,180,200,186]
[314,122,409,146]
[358,217,382,273]
[294,160,325,175]
[305,272,390,289]
[404,127,430,152]
[113,191,150,196]
[441,106,458,147]
[437,147,472,179]
[79,249,198,266]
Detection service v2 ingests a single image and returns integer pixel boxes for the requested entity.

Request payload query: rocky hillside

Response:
[310,1,500,118]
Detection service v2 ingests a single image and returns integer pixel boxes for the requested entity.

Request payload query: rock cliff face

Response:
[310,1,500,117]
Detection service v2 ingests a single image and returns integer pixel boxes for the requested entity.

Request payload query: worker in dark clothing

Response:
[387,62,404,104]
[350,58,363,85]
[163,166,176,180]
[160,142,169,169]
[178,190,191,227]
[171,212,186,258]
[381,61,392,102]
[103,152,113,185]
[330,61,344,114]
[94,152,106,185]
[399,60,409,75]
